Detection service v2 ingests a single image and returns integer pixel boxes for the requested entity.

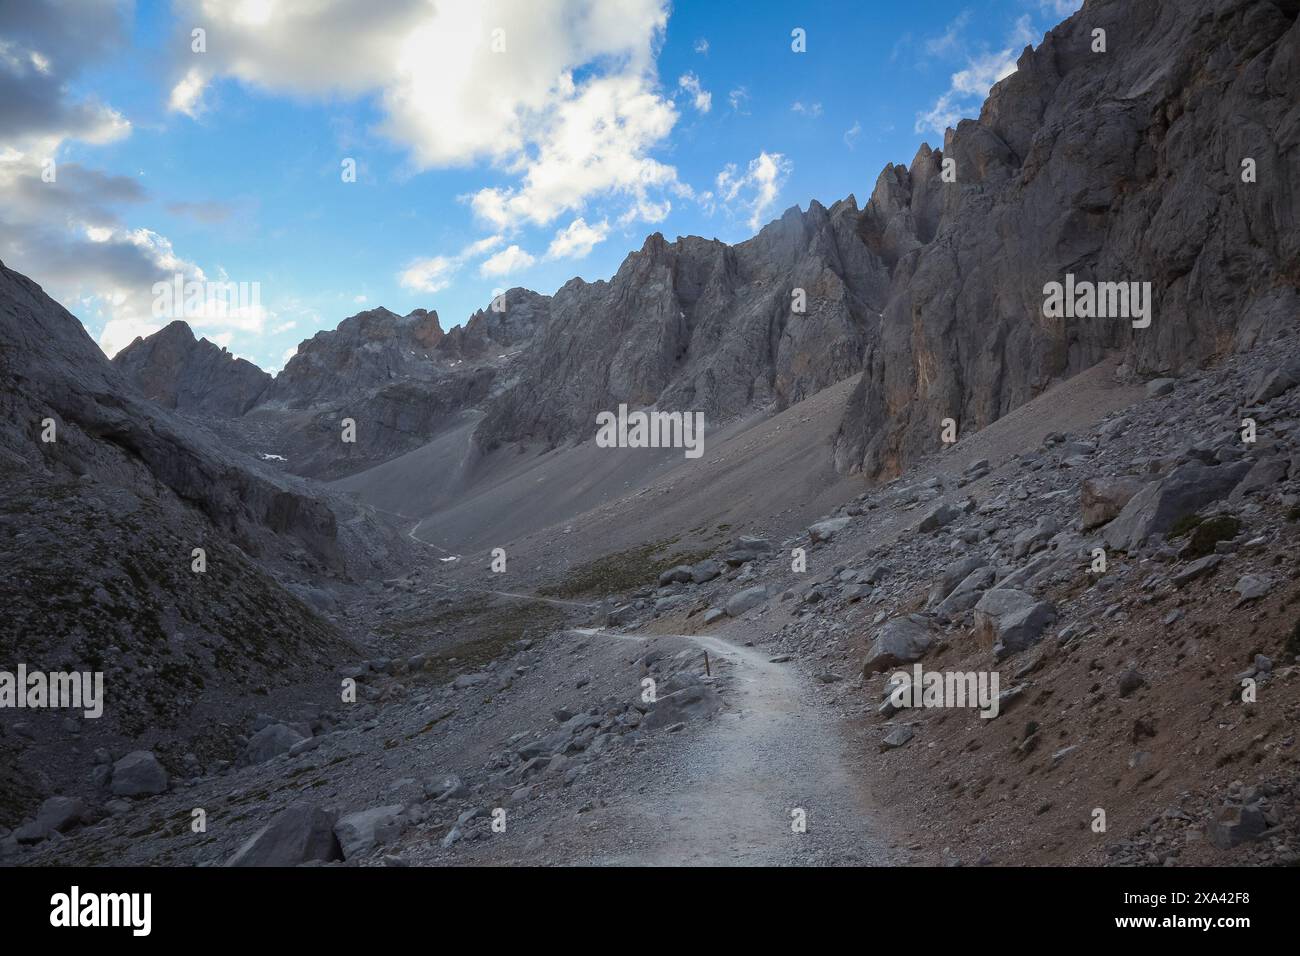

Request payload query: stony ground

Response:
[5,335,1300,867]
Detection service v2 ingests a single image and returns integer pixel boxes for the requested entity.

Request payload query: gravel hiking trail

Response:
[570,628,896,866]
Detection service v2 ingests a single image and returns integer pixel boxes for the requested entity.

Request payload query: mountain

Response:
[106,0,1299,492]
[475,198,884,451]
[833,0,1300,477]
[0,259,410,811]
[112,320,271,417]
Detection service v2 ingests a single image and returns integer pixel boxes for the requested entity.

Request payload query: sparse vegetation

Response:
[537,539,712,598]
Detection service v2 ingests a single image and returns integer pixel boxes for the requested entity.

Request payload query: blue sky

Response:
[0,0,1081,371]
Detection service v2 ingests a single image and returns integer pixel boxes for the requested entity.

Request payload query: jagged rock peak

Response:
[112,319,271,418]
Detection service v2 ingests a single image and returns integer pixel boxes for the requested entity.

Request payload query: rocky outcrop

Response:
[0,260,345,565]
[475,199,886,450]
[112,320,271,417]
[266,306,447,408]
[241,290,545,479]
[833,0,1300,478]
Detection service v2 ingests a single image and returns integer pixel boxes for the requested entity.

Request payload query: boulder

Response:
[228,805,343,867]
[1230,457,1289,500]
[1080,476,1144,530]
[1250,359,1300,404]
[808,517,851,543]
[919,502,963,533]
[993,602,1057,660]
[1172,554,1222,587]
[1234,574,1274,604]
[935,566,996,617]
[334,805,405,860]
[640,684,723,732]
[725,585,769,617]
[243,723,307,765]
[880,725,914,751]
[657,564,695,586]
[34,795,85,834]
[110,751,169,797]
[1208,803,1267,849]
[862,616,935,674]
[928,556,988,605]
[974,589,1056,658]
[1103,461,1250,551]
[1012,516,1059,559]
[690,559,723,583]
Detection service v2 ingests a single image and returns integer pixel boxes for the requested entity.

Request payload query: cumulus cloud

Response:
[545,217,609,260]
[479,244,536,278]
[713,151,791,232]
[728,86,749,113]
[399,255,457,294]
[791,101,822,118]
[693,38,709,54]
[398,234,509,292]
[0,0,249,358]
[168,0,682,233]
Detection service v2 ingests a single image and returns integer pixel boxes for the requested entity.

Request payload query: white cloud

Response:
[168,66,206,118]
[714,151,791,231]
[678,72,711,113]
[168,0,682,232]
[925,11,972,57]
[1038,0,1083,15]
[0,1,245,359]
[462,234,505,257]
[843,121,862,150]
[728,86,749,112]
[397,234,509,293]
[915,49,1021,135]
[468,71,678,230]
[791,101,822,118]
[545,217,609,260]
[479,244,536,278]
[694,38,709,54]
[399,255,457,293]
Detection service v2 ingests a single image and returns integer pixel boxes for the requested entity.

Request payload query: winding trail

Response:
[571,627,894,866]
[369,505,887,862]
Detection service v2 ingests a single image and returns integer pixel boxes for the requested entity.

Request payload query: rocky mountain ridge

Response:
[113,1,1298,489]
[111,320,272,417]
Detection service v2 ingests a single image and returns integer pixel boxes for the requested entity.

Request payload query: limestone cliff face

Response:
[265,306,448,409]
[475,196,887,450]
[832,0,1300,477]
[240,290,546,479]
[112,320,271,417]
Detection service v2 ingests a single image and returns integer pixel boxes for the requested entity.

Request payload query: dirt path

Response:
[569,628,895,866]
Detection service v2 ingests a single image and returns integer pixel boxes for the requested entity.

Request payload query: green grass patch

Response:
[537,539,713,598]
